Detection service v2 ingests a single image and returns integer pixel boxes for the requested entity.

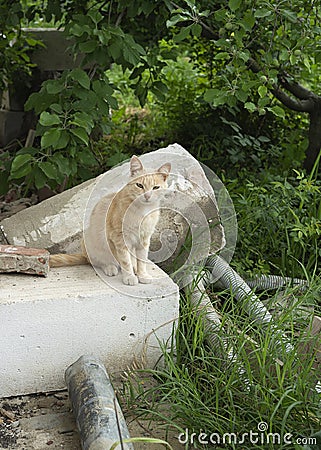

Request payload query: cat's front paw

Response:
[138,274,154,284]
[122,273,139,285]
[103,264,119,277]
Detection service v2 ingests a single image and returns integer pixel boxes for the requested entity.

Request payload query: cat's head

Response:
[127,155,171,204]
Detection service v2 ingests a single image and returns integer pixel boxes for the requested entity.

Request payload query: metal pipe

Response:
[65,355,133,450]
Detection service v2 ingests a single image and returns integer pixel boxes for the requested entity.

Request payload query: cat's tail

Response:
[49,253,88,268]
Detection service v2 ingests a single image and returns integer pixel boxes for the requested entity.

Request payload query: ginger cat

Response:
[49,156,171,285]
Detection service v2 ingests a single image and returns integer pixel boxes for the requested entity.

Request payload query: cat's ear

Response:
[130,155,144,177]
[158,162,171,180]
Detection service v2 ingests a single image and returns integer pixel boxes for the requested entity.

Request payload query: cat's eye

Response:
[136,182,144,189]
[153,186,160,190]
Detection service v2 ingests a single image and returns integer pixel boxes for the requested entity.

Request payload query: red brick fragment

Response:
[0,245,49,276]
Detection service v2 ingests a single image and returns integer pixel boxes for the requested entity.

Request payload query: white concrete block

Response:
[0,265,179,398]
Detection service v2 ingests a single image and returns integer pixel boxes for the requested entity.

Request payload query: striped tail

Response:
[49,253,88,268]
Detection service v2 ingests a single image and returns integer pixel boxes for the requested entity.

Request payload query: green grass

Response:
[120,281,321,449]
[229,169,321,279]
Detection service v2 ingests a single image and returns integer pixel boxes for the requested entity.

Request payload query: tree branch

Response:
[248,57,315,113]
[271,86,314,112]
[247,57,262,74]
[277,73,314,100]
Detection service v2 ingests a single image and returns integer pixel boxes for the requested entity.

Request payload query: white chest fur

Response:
[123,204,160,248]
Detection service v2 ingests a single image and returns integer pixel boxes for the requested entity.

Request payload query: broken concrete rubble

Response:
[0,144,225,272]
[0,244,49,276]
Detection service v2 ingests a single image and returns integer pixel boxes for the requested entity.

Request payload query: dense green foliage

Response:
[0,1,40,92]
[1,0,321,193]
[232,171,321,279]
[165,0,321,170]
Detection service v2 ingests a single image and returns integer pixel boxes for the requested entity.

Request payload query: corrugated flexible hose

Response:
[202,254,296,353]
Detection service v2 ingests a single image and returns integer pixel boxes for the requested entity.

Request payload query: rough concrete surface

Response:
[0,265,179,397]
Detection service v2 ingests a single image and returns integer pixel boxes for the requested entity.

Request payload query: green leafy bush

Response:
[230,170,321,278]
[5,5,156,192]
[0,1,41,92]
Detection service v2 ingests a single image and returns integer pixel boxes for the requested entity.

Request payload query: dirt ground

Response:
[0,391,80,450]
[0,388,183,450]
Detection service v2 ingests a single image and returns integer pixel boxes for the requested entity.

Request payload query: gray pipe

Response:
[205,255,273,323]
[204,254,293,353]
[188,278,227,351]
[65,355,133,450]
[245,274,308,291]
[187,277,251,387]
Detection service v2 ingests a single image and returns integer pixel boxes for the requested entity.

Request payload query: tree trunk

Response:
[304,101,321,172]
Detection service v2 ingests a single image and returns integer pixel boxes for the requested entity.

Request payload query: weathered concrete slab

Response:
[0,144,225,272]
[0,264,179,397]
[25,28,84,71]
[0,244,49,276]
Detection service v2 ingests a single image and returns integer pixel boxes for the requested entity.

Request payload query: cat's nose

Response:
[144,191,152,201]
